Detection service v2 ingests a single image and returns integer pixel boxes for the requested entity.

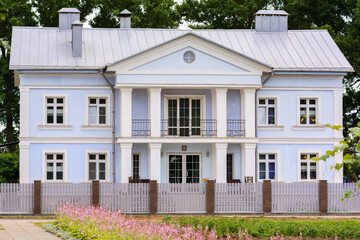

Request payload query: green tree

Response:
[0,153,19,183]
[178,0,270,29]
[90,0,181,28]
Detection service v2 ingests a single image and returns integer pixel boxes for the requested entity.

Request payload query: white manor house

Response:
[10,9,353,184]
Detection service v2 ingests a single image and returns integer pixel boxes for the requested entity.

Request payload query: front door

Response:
[169,154,201,183]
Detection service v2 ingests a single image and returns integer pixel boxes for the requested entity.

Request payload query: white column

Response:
[19,142,30,183]
[148,88,162,137]
[20,87,29,138]
[214,88,227,137]
[120,88,132,138]
[241,143,256,182]
[334,144,344,183]
[212,143,228,183]
[241,89,256,138]
[120,143,132,183]
[333,89,343,139]
[148,143,162,182]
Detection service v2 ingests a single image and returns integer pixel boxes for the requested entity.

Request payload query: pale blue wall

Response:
[258,144,335,182]
[228,144,242,179]
[227,90,241,120]
[263,75,342,88]
[132,89,148,119]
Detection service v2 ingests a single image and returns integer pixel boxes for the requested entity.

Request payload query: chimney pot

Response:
[72,20,83,57]
[255,10,288,32]
[119,9,132,29]
[58,8,80,29]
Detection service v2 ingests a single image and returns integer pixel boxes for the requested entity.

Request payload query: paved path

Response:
[0,219,60,240]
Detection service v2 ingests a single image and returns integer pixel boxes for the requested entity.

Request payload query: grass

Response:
[163,216,360,239]
[33,221,56,227]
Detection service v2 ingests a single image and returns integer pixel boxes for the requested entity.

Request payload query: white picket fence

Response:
[215,183,263,213]
[272,182,319,212]
[41,183,91,213]
[158,183,206,213]
[0,183,33,213]
[100,183,149,213]
[328,183,360,212]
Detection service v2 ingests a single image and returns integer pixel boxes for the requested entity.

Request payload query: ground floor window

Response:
[132,153,140,180]
[88,153,107,181]
[258,153,276,180]
[300,153,318,180]
[46,153,64,181]
[227,153,233,180]
[168,154,201,183]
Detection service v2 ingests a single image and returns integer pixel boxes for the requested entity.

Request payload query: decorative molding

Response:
[259,138,341,144]
[81,125,112,131]
[258,126,285,131]
[261,87,343,91]
[38,125,72,130]
[292,126,326,131]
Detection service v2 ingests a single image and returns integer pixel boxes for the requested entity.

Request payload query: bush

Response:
[166,216,360,239]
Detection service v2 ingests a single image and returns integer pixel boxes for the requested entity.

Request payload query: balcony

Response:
[131,119,245,137]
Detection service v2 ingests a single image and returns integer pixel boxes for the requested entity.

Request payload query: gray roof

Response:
[58,8,80,13]
[10,27,353,72]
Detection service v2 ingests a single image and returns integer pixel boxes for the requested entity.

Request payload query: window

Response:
[300,153,318,180]
[88,97,108,125]
[227,154,233,180]
[87,153,107,181]
[45,153,64,181]
[258,153,276,180]
[132,154,140,180]
[46,97,64,124]
[165,96,204,136]
[299,98,317,125]
[183,51,195,64]
[258,98,276,125]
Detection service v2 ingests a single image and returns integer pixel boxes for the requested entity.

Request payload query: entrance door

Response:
[169,154,201,183]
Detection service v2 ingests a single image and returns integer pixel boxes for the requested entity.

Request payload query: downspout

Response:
[100,67,116,183]
[254,69,274,182]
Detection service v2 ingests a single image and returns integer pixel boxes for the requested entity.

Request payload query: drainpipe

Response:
[254,69,274,182]
[100,67,116,183]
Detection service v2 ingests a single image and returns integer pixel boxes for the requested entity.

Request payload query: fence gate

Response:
[158,183,206,213]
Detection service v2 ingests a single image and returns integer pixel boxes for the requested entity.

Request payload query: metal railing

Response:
[227,119,245,137]
[161,119,217,137]
[132,119,151,137]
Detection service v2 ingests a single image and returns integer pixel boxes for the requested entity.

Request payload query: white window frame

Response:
[42,94,68,126]
[42,150,68,182]
[85,150,111,182]
[257,150,281,182]
[297,150,321,181]
[166,153,203,183]
[132,153,141,180]
[85,94,111,126]
[257,95,280,126]
[296,96,321,126]
[164,95,206,120]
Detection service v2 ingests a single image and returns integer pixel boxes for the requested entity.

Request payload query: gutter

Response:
[254,69,274,182]
[100,67,116,183]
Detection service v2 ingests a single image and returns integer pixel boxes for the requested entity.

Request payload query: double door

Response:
[168,154,201,183]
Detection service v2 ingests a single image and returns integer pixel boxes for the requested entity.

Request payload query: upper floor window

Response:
[258,153,276,180]
[258,98,276,125]
[299,98,317,125]
[46,97,64,124]
[88,97,108,125]
[300,153,318,180]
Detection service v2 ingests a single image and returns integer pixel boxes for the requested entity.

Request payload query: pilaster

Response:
[241,143,256,182]
[148,143,162,182]
[148,88,162,137]
[241,89,256,138]
[120,143,133,183]
[214,88,227,137]
[120,88,132,137]
[212,143,228,183]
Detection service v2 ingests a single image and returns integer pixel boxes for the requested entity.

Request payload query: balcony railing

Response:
[132,119,151,137]
[227,119,245,137]
[161,119,217,137]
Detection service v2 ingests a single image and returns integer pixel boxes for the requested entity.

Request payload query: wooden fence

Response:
[0,181,360,214]
[272,182,319,213]
[158,183,206,213]
[215,183,263,213]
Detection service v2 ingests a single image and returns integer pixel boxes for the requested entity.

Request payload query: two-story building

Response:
[10,9,352,184]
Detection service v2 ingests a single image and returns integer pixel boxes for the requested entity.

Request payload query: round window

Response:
[183,51,195,64]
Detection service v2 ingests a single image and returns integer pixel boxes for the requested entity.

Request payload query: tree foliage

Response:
[0,153,19,183]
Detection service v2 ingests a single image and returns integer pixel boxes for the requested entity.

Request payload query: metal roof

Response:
[58,8,80,13]
[9,27,353,72]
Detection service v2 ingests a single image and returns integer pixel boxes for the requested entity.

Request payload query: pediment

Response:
[107,33,272,75]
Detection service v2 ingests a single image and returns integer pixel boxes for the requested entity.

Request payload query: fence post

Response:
[263,180,272,214]
[33,180,41,215]
[149,180,158,215]
[206,180,215,214]
[92,180,100,207]
[319,180,328,214]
